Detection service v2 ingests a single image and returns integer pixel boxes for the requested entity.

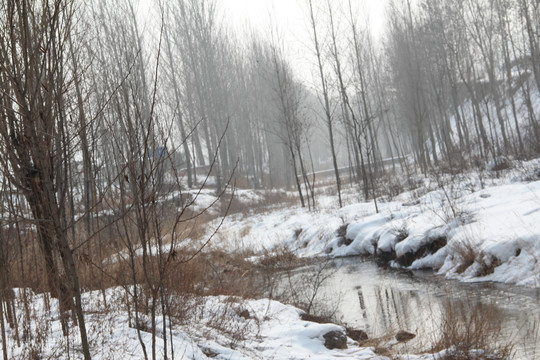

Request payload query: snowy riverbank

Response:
[215,158,540,288]
[5,286,493,360]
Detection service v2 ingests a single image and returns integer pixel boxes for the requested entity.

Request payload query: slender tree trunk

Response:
[308,0,342,208]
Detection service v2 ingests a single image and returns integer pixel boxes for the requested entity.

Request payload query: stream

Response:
[278,257,540,359]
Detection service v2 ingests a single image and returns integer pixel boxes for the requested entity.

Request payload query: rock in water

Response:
[395,330,416,342]
[323,330,347,349]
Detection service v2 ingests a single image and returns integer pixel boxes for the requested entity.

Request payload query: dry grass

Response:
[476,254,501,277]
[219,189,299,217]
[336,224,348,239]
[8,185,302,312]
[450,238,502,277]
[239,224,251,238]
[430,299,515,359]
[452,239,479,274]
[249,190,299,214]
[257,246,299,274]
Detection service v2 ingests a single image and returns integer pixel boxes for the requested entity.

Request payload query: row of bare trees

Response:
[386,0,540,172]
[298,0,539,208]
[0,0,324,358]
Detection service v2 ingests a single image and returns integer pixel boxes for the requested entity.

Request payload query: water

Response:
[278,257,540,359]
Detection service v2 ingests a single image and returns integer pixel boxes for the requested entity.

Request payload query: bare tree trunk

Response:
[521,0,540,93]
[163,22,193,188]
[307,0,342,208]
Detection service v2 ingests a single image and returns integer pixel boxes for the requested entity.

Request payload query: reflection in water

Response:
[357,286,367,320]
[288,257,540,359]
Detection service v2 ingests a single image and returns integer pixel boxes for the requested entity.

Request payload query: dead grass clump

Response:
[359,333,396,354]
[431,300,514,360]
[104,248,266,323]
[203,251,263,298]
[395,224,409,243]
[239,225,251,238]
[476,254,501,277]
[336,224,348,239]
[249,190,299,214]
[336,223,352,247]
[167,211,212,242]
[452,239,479,274]
[346,328,369,342]
[219,193,245,216]
[450,239,502,277]
[262,190,297,207]
[258,246,298,271]
[300,312,334,324]
[374,346,393,357]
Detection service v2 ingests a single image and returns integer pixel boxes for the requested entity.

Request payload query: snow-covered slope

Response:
[215,159,540,288]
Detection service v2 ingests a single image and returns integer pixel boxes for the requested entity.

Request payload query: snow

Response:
[213,160,540,288]
[1,288,386,360]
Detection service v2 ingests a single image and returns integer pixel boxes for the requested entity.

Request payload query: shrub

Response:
[336,224,348,239]
[488,156,511,172]
[452,239,479,274]
[336,224,352,247]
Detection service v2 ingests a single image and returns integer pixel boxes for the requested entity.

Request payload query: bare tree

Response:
[0,1,91,358]
[306,0,343,208]
[269,44,317,208]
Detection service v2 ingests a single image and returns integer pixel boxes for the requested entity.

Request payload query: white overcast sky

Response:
[137,0,388,85]
[217,0,389,83]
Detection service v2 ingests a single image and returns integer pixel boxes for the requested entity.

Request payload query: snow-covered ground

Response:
[214,158,540,288]
[3,286,499,359]
[3,288,387,359]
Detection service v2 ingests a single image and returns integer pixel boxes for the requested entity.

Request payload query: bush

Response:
[488,156,511,172]
[452,239,479,274]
